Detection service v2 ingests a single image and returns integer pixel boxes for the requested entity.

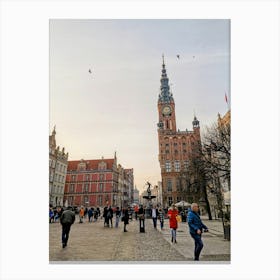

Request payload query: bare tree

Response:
[201,120,231,237]
[202,122,231,191]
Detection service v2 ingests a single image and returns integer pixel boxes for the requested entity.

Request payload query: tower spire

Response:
[158,55,174,103]
[52,125,56,136]
[192,112,200,128]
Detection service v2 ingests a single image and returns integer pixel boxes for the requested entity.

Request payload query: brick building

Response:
[64,153,133,208]
[157,56,203,207]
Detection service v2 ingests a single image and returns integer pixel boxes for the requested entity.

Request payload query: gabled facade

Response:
[64,153,134,208]
[49,126,68,207]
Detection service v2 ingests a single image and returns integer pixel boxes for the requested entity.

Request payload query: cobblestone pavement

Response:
[49,215,230,263]
[157,216,231,262]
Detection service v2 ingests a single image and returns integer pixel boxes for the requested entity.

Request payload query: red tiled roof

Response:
[67,158,115,171]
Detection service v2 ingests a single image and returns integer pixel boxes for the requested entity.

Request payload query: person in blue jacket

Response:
[187,203,208,261]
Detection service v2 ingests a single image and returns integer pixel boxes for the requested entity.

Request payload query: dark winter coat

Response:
[122,209,129,225]
[138,206,145,219]
[60,209,75,225]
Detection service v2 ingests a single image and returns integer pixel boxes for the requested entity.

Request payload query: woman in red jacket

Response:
[168,204,179,243]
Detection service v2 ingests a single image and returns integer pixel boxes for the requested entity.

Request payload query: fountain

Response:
[142,182,156,218]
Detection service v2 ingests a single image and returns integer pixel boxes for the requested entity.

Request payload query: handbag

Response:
[176,215,182,223]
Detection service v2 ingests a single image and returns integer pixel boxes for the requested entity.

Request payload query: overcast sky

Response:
[50,19,230,192]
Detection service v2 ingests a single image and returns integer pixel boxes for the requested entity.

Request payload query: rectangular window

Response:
[98,195,103,205]
[84,196,88,205]
[99,183,103,192]
[167,179,172,192]
[69,196,73,205]
[71,175,76,181]
[174,161,180,172]
[49,171,54,182]
[176,179,180,190]
[99,174,104,181]
[165,161,171,172]
[86,174,90,181]
[84,184,89,193]
[70,184,74,193]
[168,197,173,206]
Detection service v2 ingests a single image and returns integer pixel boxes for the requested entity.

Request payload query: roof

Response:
[67,158,115,172]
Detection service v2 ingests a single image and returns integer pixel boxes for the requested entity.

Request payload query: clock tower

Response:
[157,55,176,132]
[157,55,203,208]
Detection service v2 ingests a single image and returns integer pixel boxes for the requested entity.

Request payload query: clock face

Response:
[162,106,171,115]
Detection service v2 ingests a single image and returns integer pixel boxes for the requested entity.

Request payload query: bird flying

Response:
[176,54,180,59]
[89,69,92,73]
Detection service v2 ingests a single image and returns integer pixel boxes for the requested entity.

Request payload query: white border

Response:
[1,1,279,280]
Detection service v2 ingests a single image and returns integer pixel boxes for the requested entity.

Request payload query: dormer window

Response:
[78,160,86,171]
[98,161,107,170]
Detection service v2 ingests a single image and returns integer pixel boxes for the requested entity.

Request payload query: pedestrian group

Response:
[51,201,209,260]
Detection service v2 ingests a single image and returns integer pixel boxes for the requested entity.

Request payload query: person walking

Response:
[151,205,159,229]
[158,207,165,230]
[138,204,145,233]
[115,206,121,228]
[88,207,93,222]
[168,204,179,243]
[79,206,85,223]
[93,208,98,222]
[107,206,113,228]
[60,206,75,248]
[187,203,208,261]
[103,205,109,227]
[49,207,54,223]
[122,207,129,232]
[134,204,139,220]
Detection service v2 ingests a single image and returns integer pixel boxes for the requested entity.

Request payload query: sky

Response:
[50,19,230,193]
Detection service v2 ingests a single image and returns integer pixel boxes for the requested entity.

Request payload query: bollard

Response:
[224,224,230,241]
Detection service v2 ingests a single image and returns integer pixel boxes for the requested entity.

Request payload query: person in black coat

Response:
[122,207,129,232]
[103,206,109,227]
[107,206,113,228]
[60,206,75,248]
[138,205,145,233]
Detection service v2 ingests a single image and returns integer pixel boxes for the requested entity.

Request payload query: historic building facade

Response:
[64,153,134,208]
[125,168,134,206]
[49,126,69,207]
[157,57,203,207]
